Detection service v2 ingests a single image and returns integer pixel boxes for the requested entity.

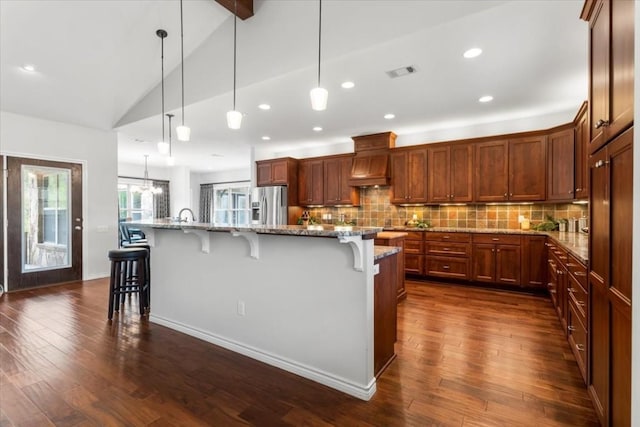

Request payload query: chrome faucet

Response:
[178,208,197,223]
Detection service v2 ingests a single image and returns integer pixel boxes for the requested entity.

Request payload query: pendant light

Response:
[176,0,191,141]
[166,114,176,166]
[156,29,170,155]
[310,0,328,111]
[133,155,162,194]
[226,0,242,129]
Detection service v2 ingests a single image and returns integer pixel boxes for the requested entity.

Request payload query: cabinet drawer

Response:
[472,234,521,245]
[425,242,470,257]
[404,239,424,254]
[424,232,471,243]
[565,253,587,288]
[405,254,424,275]
[567,301,587,383]
[425,256,470,280]
[568,274,587,321]
[405,231,424,240]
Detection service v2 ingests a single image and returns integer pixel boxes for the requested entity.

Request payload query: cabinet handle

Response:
[594,119,609,129]
[568,287,576,293]
[594,160,609,168]
[442,236,450,239]
[491,249,495,252]
[550,290,557,294]
[510,193,513,197]
[547,282,553,288]
[576,344,585,352]
[504,193,508,198]
[575,188,582,192]
[568,190,573,194]
[497,249,500,253]
[568,326,576,332]
[443,248,450,251]
[575,271,587,277]
[577,301,585,307]
[566,263,577,267]
[442,265,450,270]
[491,238,499,241]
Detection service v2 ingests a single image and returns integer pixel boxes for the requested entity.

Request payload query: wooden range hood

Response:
[348,132,396,187]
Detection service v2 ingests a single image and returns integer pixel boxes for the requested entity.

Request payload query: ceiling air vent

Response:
[386,65,417,79]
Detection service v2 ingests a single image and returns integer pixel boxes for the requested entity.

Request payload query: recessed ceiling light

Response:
[384,113,395,120]
[341,81,355,89]
[21,64,36,72]
[313,126,323,132]
[478,95,494,103]
[261,136,271,141]
[258,104,271,110]
[463,48,482,59]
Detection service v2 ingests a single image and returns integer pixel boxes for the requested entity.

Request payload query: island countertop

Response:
[127,219,382,238]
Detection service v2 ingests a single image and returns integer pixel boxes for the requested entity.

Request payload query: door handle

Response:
[74,226,82,230]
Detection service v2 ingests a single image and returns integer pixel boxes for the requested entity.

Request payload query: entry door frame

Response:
[5,156,84,291]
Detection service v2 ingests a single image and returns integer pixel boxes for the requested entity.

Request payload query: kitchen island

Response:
[126,220,386,400]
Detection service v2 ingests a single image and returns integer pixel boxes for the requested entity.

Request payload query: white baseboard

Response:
[84,272,109,281]
[149,314,377,401]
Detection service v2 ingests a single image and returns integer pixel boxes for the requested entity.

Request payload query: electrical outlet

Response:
[237,300,245,316]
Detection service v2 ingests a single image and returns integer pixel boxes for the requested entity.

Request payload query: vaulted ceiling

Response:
[0,1,587,172]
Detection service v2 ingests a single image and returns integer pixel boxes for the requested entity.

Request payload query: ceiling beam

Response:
[214,0,254,20]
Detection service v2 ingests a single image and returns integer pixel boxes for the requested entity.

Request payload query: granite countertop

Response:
[383,226,589,264]
[127,219,382,239]
[374,245,402,261]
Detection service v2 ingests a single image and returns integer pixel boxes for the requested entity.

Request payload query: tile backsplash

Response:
[307,187,587,229]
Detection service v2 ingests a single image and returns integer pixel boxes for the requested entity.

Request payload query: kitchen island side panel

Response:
[143,228,376,400]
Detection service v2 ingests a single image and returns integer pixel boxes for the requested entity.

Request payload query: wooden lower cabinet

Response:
[587,127,632,426]
[424,232,471,280]
[403,232,424,276]
[471,234,521,286]
[521,235,547,289]
[374,233,407,302]
[373,253,398,378]
[567,300,588,381]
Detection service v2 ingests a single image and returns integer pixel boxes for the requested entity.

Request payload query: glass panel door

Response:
[21,165,71,272]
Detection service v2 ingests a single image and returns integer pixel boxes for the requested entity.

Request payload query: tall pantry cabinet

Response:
[581,0,633,425]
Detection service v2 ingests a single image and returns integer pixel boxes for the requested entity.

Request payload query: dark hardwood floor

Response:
[0,278,599,426]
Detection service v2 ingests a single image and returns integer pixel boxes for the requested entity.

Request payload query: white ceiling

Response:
[0,0,587,172]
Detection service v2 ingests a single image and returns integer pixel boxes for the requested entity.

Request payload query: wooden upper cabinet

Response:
[474,140,508,202]
[323,155,359,206]
[584,0,634,154]
[508,136,546,201]
[256,157,299,205]
[298,159,324,206]
[547,128,575,201]
[390,148,427,204]
[574,102,589,199]
[428,144,473,203]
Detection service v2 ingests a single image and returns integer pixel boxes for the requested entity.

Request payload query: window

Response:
[118,179,154,221]
[212,182,250,226]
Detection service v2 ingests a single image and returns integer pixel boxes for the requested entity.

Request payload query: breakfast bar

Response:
[127,220,387,400]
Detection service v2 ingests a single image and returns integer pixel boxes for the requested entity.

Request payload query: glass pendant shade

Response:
[227,110,242,129]
[176,125,191,141]
[157,141,170,155]
[310,87,328,111]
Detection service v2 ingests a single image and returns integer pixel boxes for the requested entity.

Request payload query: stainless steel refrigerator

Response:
[251,186,288,226]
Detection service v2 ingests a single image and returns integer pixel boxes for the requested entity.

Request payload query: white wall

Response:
[0,111,118,284]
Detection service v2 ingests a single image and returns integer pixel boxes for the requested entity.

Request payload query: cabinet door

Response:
[508,136,546,201]
[324,159,340,204]
[472,244,495,283]
[404,254,423,275]
[588,0,610,153]
[256,162,273,186]
[495,244,521,285]
[521,236,547,289]
[606,0,634,145]
[428,146,450,203]
[271,160,288,184]
[298,159,324,206]
[337,156,357,204]
[474,141,508,202]
[450,144,473,202]
[407,149,428,203]
[547,129,575,201]
[390,151,408,203]
[574,104,589,199]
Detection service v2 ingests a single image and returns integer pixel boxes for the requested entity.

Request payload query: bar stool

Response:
[122,242,151,306]
[107,247,149,320]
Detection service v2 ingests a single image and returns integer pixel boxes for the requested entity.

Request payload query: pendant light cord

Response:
[160,33,165,142]
[232,0,237,110]
[180,0,185,126]
[317,0,322,87]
